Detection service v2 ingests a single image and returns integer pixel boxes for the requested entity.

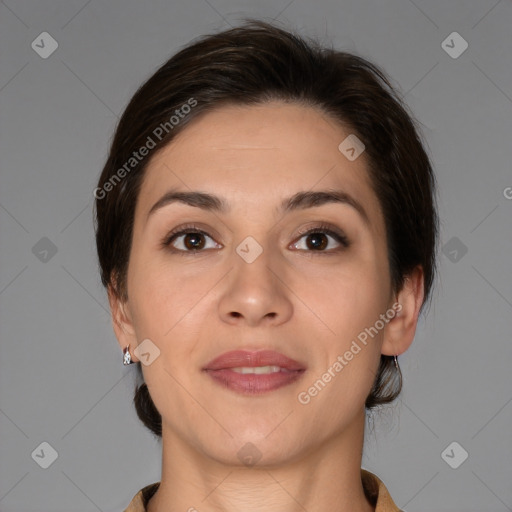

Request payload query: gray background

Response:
[0,1,511,511]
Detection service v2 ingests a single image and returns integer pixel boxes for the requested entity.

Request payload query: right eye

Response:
[162,225,222,254]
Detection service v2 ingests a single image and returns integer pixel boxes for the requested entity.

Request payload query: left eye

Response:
[292,228,349,252]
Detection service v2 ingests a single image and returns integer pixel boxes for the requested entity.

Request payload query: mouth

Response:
[203,350,307,395]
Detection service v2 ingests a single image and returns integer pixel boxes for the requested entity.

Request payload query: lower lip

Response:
[204,368,305,394]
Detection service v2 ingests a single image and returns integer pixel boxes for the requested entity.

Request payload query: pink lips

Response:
[204,350,306,371]
[203,350,306,395]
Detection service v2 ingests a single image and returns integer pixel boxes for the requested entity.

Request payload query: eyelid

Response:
[161,223,219,248]
[161,222,350,252]
[293,223,350,249]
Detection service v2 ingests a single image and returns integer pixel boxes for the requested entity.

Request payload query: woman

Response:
[94,19,438,512]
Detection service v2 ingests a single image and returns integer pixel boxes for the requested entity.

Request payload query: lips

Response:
[203,350,306,372]
[203,350,307,395]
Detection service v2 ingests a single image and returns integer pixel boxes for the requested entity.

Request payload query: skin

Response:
[109,101,424,512]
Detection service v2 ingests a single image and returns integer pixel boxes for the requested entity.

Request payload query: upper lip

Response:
[203,350,306,371]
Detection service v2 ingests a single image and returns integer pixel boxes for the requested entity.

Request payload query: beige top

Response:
[124,469,402,511]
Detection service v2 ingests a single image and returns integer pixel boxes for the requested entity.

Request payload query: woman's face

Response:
[117,101,397,465]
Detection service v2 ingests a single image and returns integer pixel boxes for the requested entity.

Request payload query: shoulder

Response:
[361,469,403,512]
[123,482,160,512]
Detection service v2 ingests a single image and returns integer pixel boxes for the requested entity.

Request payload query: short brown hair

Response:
[94,19,439,438]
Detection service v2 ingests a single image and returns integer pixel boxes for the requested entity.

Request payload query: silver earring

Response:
[123,345,134,365]
[393,354,399,369]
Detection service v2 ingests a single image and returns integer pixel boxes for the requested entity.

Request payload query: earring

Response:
[393,354,399,369]
[123,345,134,365]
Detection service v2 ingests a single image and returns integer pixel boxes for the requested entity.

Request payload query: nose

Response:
[217,244,293,328]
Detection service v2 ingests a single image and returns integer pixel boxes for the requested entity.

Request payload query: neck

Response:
[147,412,374,512]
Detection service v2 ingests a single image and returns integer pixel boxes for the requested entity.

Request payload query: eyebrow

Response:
[147,188,370,225]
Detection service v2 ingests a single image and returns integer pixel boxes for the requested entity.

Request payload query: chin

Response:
[198,428,298,467]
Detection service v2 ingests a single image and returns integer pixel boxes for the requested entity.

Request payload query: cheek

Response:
[302,258,388,336]
[298,263,389,402]
[303,270,386,399]
[128,252,214,340]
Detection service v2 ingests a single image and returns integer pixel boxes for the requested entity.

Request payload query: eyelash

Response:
[161,223,350,255]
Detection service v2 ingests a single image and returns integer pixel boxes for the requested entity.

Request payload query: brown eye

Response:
[304,232,329,250]
[293,225,349,253]
[163,226,220,253]
[181,232,206,250]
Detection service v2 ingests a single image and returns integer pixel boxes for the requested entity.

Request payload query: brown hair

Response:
[94,19,438,438]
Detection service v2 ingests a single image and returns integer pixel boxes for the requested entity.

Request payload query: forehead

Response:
[137,101,383,231]
[153,101,357,168]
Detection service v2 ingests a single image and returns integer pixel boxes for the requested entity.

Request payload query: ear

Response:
[107,282,140,363]
[381,265,425,356]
